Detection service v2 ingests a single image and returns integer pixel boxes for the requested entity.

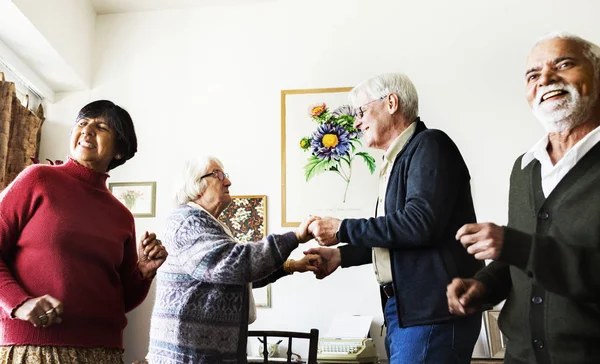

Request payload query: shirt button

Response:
[533,339,545,349]
[538,211,549,220]
[532,296,543,304]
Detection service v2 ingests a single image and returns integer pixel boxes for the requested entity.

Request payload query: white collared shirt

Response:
[372,122,417,284]
[521,124,600,197]
[186,201,257,324]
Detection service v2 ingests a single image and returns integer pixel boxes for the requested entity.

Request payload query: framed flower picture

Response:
[281,88,382,226]
[108,181,156,218]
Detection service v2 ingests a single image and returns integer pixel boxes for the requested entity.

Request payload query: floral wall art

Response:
[109,181,156,218]
[281,88,382,226]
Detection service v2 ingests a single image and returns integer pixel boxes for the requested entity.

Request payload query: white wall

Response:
[39,0,600,362]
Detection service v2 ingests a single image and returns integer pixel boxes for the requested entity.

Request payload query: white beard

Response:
[532,83,595,133]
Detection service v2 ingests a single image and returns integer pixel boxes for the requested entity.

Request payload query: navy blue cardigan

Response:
[338,120,484,327]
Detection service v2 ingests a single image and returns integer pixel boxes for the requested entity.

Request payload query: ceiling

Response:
[90,0,281,14]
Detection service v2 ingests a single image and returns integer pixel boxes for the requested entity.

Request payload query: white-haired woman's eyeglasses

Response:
[200,170,229,181]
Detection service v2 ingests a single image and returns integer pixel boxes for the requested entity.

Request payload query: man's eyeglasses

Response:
[200,170,229,181]
[356,96,386,119]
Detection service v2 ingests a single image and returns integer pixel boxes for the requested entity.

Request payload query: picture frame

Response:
[108,181,156,218]
[218,195,267,243]
[253,285,272,308]
[485,310,506,359]
[218,195,271,308]
[280,87,382,227]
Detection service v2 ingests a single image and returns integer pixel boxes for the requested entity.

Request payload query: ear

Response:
[387,93,400,114]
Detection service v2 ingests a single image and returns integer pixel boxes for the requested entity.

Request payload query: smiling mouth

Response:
[540,89,568,103]
[78,140,96,148]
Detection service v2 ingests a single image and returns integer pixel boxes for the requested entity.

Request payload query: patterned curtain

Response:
[0,72,45,190]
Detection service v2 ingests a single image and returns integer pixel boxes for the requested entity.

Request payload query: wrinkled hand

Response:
[303,247,341,279]
[290,254,323,273]
[295,216,319,243]
[308,217,341,246]
[14,294,64,328]
[446,278,486,316]
[456,223,505,260]
[138,231,168,279]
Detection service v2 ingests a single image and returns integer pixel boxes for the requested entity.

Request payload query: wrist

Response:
[137,262,157,280]
[335,221,343,243]
[283,259,295,274]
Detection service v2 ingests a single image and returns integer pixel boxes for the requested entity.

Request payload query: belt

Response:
[381,282,394,298]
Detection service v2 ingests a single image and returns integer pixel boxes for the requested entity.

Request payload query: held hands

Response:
[446,278,486,316]
[456,223,505,260]
[138,231,169,279]
[287,254,323,274]
[308,217,341,246]
[294,216,320,243]
[303,247,341,279]
[14,294,64,328]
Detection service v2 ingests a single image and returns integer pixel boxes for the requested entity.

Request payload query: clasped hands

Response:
[293,216,342,279]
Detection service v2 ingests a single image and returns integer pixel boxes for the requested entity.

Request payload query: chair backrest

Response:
[248,329,319,364]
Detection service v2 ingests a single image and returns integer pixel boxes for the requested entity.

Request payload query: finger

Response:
[147,245,163,259]
[456,223,482,240]
[144,241,158,255]
[142,233,157,247]
[474,251,491,261]
[458,283,482,308]
[446,280,466,315]
[154,248,168,260]
[44,295,64,316]
[31,306,47,327]
[466,241,491,255]
[303,248,321,255]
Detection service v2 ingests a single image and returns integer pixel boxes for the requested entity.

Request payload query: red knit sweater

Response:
[0,158,151,348]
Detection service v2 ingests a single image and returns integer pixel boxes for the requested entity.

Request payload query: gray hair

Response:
[536,31,600,79]
[349,73,419,122]
[173,156,224,205]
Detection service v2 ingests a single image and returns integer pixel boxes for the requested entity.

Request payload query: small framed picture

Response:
[485,310,507,359]
[108,181,156,218]
[253,285,271,308]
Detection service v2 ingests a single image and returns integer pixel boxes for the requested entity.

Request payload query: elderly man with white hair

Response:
[306,73,484,364]
[447,32,600,364]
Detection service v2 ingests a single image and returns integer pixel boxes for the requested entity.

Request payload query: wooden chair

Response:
[248,329,319,364]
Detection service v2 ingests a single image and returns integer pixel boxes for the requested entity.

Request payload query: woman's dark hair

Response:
[76,100,137,171]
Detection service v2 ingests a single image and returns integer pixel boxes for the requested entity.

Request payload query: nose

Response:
[81,124,95,136]
[537,66,559,87]
[223,176,232,187]
[354,118,362,130]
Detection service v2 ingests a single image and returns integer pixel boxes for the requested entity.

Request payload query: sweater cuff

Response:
[0,282,33,318]
[498,226,532,271]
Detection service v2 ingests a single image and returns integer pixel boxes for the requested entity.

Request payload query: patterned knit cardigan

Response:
[147,205,299,364]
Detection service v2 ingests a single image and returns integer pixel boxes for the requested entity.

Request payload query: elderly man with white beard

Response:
[446,32,600,364]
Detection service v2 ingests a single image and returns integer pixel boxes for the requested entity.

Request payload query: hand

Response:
[308,217,341,246]
[303,247,341,279]
[456,223,505,260]
[446,278,486,316]
[295,216,319,243]
[138,231,169,279]
[289,254,323,273]
[14,294,64,328]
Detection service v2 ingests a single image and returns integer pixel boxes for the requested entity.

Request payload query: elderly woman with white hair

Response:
[147,156,319,364]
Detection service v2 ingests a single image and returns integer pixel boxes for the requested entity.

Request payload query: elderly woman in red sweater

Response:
[0,100,167,363]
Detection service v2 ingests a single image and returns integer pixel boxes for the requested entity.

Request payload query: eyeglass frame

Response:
[355,95,388,119]
[200,170,229,181]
